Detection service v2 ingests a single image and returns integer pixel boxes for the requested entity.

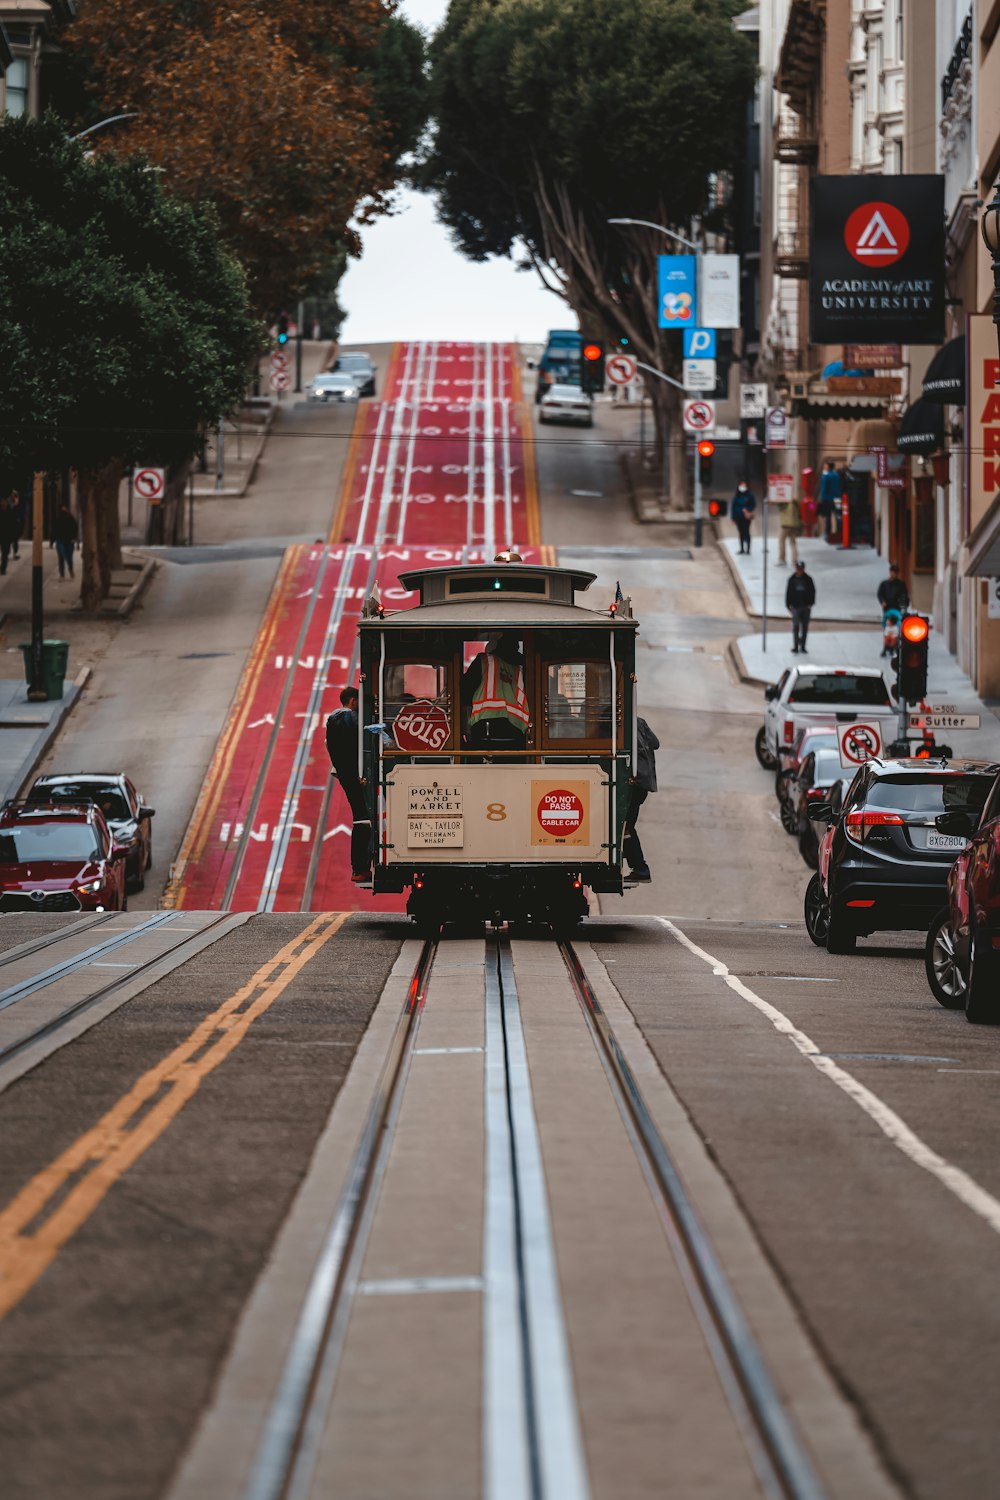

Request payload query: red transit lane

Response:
[171,342,544,912]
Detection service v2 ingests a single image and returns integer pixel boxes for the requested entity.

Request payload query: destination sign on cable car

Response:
[407,781,463,848]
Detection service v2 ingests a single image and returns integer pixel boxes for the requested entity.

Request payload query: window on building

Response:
[4,58,28,118]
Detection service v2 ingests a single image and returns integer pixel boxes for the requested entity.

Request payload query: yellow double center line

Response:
[0,911,347,1321]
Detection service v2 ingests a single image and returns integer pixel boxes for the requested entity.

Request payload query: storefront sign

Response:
[967,313,1000,532]
[657,255,696,328]
[844,343,902,369]
[532,782,590,846]
[810,176,945,344]
[826,376,901,395]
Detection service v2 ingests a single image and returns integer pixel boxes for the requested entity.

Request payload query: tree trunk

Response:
[161,457,193,545]
[77,457,124,610]
[78,468,102,612]
[97,457,124,582]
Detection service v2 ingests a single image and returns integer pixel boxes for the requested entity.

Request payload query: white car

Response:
[758,664,899,768]
[309,373,359,403]
[539,383,593,427]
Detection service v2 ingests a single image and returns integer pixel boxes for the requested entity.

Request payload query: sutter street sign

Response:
[809,176,945,345]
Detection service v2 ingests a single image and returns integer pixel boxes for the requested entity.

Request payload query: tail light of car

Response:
[806,786,829,802]
[844,810,904,844]
[783,719,795,744]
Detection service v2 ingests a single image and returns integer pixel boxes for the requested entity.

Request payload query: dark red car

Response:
[925,768,1000,1022]
[0,800,127,913]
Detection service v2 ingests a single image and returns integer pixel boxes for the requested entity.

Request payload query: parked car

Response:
[925,764,1000,1021]
[804,759,997,954]
[332,351,377,397]
[775,722,837,833]
[539,384,593,427]
[309,372,359,404]
[27,773,154,892]
[794,745,846,866]
[0,799,126,912]
[757,664,897,770]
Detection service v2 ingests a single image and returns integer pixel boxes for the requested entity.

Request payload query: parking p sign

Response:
[683,328,716,360]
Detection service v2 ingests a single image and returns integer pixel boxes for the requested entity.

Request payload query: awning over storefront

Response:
[964,493,1000,576]
[792,390,890,420]
[921,336,965,404]
[846,418,903,471]
[896,399,946,455]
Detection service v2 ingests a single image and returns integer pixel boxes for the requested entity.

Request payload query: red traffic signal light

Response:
[708,498,723,518]
[697,440,715,458]
[582,343,602,363]
[901,614,929,644]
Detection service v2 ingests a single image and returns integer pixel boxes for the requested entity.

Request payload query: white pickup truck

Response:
[756,664,900,768]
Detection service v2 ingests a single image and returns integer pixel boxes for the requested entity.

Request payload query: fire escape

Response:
[770,0,822,379]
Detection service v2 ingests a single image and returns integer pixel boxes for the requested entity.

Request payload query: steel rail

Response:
[0,912,117,969]
[0,913,238,1070]
[242,938,437,1500]
[559,941,829,1500]
[0,911,179,1014]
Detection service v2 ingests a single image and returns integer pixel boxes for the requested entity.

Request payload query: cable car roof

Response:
[360,561,636,628]
[360,600,636,629]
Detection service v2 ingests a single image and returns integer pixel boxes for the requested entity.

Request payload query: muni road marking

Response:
[0,912,347,1321]
[659,917,1000,1238]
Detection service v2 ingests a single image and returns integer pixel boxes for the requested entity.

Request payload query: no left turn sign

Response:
[134,467,165,504]
[682,399,716,433]
[605,353,637,386]
[839,720,883,769]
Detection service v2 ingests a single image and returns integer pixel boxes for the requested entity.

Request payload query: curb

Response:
[113,555,157,618]
[9,668,89,800]
[727,636,770,690]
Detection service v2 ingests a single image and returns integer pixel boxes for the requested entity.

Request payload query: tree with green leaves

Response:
[0,115,262,608]
[424,0,755,503]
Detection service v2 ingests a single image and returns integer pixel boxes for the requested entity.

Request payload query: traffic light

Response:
[708,498,724,518]
[896,613,929,702]
[580,339,605,394]
[697,438,715,484]
[276,312,289,346]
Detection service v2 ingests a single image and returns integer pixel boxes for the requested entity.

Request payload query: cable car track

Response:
[237,932,825,1500]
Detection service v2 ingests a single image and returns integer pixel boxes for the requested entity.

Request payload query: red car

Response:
[0,800,127,913]
[925,768,1000,1021]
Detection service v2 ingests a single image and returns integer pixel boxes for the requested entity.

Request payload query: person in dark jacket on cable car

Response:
[624,717,659,882]
[325,685,371,881]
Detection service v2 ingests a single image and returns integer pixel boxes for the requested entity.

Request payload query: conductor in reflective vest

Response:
[464,633,530,749]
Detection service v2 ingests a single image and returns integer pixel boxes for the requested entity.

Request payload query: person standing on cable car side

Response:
[325,685,371,882]
[463,633,530,749]
[623,717,658,882]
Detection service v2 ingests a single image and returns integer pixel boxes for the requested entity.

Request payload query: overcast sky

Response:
[338,0,562,345]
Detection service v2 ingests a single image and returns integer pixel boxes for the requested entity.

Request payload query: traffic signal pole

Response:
[26,472,46,702]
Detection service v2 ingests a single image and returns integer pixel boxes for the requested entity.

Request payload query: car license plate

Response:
[926,832,966,850]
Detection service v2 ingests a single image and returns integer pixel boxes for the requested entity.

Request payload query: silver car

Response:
[333,351,377,397]
[539,383,593,427]
[309,372,360,404]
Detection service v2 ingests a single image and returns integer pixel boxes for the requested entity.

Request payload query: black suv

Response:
[805,759,998,954]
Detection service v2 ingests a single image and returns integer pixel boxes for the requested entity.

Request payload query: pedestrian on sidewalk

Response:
[325,685,371,882]
[776,495,802,565]
[624,716,659,882]
[786,560,816,653]
[0,496,20,575]
[877,561,909,616]
[54,500,78,579]
[729,481,757,554]
[817,460,843,540]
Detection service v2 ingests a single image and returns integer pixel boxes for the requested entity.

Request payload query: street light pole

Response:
[608,216,705,544]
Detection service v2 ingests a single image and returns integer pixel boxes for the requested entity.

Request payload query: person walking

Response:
[786,560,816,653]
[776,495,802,566]
[730,482,757,555]
[325,685,371,882]
[623,716,659,882]
[877,561,908,616]
[0,496,19,575]
[54,500,78,579]
[816,460,843,540]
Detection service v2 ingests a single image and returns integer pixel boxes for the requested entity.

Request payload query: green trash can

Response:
[19,640,69,700]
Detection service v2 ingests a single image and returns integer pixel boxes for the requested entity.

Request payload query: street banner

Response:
[968,313,1000,535]
[683,327,716,359]
[699,253,740,328]
[810,175,945,344]
[658,255,696,328]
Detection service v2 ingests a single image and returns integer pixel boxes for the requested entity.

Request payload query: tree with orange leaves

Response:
[61,0,427,311]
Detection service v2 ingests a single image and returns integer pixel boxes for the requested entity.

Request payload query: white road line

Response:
[395,341,428,544]
[483,340,496,558]
[357,1275,484,1296]
[659,917,1000,1237]
[466,343,480,552]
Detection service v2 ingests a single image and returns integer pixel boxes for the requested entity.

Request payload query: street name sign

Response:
[682,399,716,433]
[908,708,981,732]
[605,352,637,386]
[839,720,883,769]
[683,358,717,392]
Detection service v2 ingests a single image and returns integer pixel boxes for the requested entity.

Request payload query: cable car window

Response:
[449,574,546,596]
[383,662,452,751]
[545,662,611,741]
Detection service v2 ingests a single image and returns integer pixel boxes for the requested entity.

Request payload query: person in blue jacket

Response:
[730,482,757,554]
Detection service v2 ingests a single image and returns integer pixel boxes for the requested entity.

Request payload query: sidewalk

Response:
[720,532,883,623]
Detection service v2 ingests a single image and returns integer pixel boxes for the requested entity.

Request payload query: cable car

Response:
[357,557,639,930]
